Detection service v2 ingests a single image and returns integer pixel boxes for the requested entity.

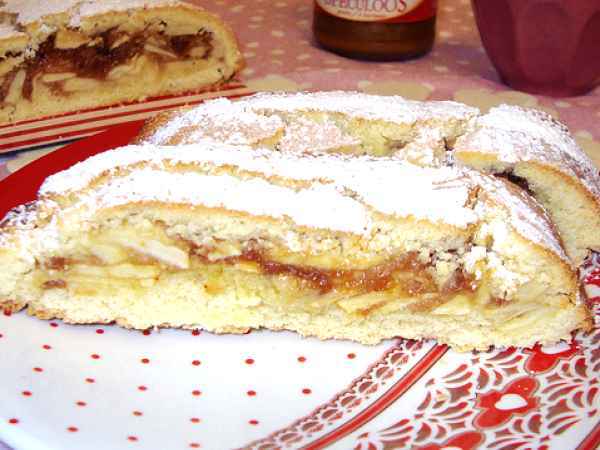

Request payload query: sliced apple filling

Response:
[32,224,551,322]
[0,26,217,105]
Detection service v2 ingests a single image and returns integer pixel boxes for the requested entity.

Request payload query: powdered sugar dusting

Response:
[9,90,577,262]
[2,0,79,25]
[144,98,362,153]
[242,91,479,124]
[6,139,568,264]
[146,98,285,146]
[76,0,180,20]
[473,173,569,262]
[1,0,183,27]
[36,139,569,262]
[460,105,600,199]
[393,128,447,167]
[92,169,370,234]
[40,143,478,228]
[0,200,61,260]
[278,117,360,153]
[141,92,479,149]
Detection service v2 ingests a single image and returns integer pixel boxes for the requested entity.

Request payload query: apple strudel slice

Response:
[0,0,243,125]
[137,92,600,267]
[0,142,591,351]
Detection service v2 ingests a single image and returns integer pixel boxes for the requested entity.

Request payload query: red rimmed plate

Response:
[0,83,252,153]
[0,126,599,450]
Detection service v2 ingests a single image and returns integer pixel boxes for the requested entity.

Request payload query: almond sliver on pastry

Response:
[0,143,591,351]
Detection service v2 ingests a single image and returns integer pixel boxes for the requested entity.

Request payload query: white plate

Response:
[0,131,599,450]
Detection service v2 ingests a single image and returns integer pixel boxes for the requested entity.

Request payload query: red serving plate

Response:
[0,83,251,153]
[0,120,145,218]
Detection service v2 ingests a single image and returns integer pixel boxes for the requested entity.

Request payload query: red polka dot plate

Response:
[0,125,599,450]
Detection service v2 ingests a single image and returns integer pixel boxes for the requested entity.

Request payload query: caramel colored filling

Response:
[34,225,485,318]
[219,246,475,301]
[0,28,214,103]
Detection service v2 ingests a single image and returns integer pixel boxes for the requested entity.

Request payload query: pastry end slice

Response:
[453,105,600,266]
[0,0,244,124]
[0,143,591,351]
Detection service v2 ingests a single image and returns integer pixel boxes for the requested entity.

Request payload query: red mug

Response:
[471,0,600,97]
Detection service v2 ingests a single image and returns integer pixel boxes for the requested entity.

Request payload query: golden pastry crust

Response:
[0,0,244,124]
[453,105,600,266]
[137,93,600,266]
[0,140,591,351]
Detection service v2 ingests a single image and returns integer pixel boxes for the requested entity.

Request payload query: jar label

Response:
[315,0,436,23]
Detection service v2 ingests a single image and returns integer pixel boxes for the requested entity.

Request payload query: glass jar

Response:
[313,0,437,61]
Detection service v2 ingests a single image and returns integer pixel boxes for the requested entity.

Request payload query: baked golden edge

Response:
[455,150,600,266]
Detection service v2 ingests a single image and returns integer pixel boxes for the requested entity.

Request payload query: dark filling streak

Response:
[241,248,334,293]
[388,139,409,151]
[38,241,476,305]
[1,50,23,60]
[0,68,16,102]
[496,171,534,197]
[44,257,70,271]
[492,296,508,306]
[443,137,451,152]
[442,268,477,295]
[215,245,475,298]
[0,28,214,103]
[21,30,146,100]
[169,30,213,58]
[463,185,481,209]
[42,279,67,289]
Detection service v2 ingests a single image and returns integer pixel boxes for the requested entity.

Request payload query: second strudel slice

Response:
[0,0,243,124]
